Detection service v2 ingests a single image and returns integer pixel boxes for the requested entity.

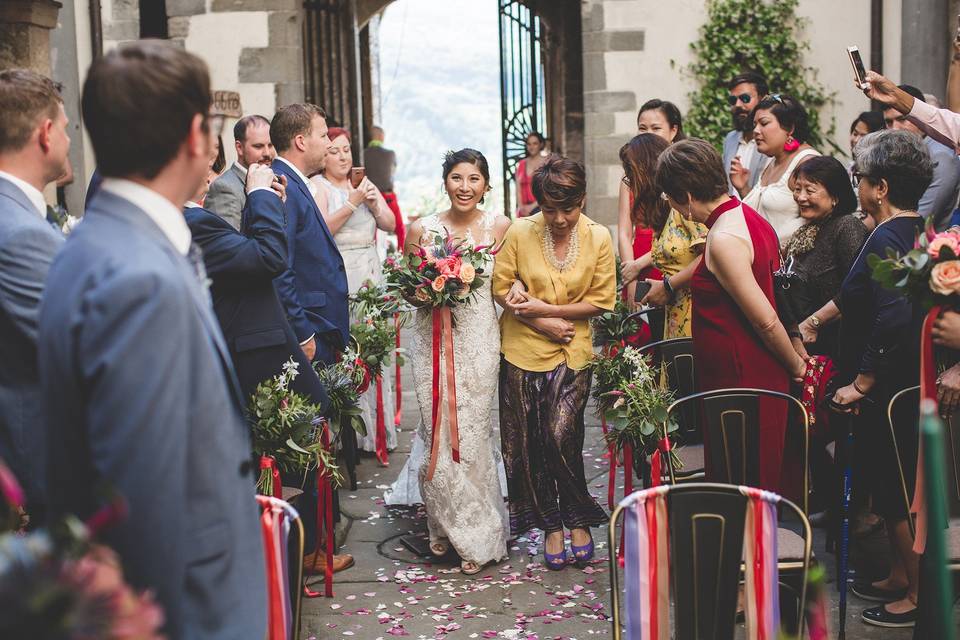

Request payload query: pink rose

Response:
[928,232,960,259]
[436,255,462,278]
[930,260,960,295]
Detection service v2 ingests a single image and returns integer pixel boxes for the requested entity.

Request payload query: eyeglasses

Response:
[851,171,872,186]
[727,93,753,105]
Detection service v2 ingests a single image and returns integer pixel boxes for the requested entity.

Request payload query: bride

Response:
[398,149,511,574]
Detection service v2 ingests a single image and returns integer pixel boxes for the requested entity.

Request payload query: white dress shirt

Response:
[0,170,46,219]
[275,156,318,198]
[100,178,192,255]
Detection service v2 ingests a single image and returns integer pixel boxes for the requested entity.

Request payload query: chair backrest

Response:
[888,387,960,536]
[638,337,698,440]
[608,483,811,640]
[257,495,305,640]
[665,388,810,514]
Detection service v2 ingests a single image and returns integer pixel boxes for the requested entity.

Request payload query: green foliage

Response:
[314,358,367,439]
[684,0,837,152]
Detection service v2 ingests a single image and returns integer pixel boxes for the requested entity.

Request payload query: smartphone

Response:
[350,167,366,189]
[847,46,869,90]
[634,280,653,303]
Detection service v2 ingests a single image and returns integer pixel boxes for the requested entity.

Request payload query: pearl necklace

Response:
[541,223,580,272]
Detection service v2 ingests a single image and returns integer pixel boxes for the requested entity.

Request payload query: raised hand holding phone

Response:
[847,46,868,90]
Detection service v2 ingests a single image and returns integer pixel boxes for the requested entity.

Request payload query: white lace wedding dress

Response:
[388,211,508,565]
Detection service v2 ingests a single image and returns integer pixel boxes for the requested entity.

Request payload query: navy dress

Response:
[837,215,924,521]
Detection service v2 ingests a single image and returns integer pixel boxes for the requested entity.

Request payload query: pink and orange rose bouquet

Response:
[869,225,960,308]
[383,230,492,308]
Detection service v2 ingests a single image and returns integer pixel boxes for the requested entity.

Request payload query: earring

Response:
[783,136,800,152]
[686,207,693,221]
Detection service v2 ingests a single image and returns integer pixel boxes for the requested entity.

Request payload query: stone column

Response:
[902,0,950,98]
[0,0,62,74]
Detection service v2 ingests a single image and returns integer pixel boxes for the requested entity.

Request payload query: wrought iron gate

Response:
[499,0,548,217]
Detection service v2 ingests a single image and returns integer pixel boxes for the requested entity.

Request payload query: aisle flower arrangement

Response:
[591,297,649,355]
[248,359,340,495]
[314,356,366,440]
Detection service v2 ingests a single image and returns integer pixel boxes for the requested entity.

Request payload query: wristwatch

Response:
[809,315,821,328]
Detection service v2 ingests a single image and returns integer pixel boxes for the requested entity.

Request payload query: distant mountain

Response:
[378,0,505,218]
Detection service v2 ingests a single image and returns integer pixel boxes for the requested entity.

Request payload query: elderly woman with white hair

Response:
[803,129,931,628]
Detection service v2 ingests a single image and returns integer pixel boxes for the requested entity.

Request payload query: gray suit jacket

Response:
[921,136,960,231]
[38,190,266,639]
[722,129,765,196]
[205,163,246,230]
[0,176,63,524]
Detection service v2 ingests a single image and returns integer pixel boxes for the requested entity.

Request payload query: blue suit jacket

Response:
[184,191,329,409]
[271,159,349,363]
[0,176,63,525]
[38,190,266,639]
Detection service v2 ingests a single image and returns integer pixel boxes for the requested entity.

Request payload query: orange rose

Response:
[930,260,960,295]
[459,263,476,284]
[431,276,447,292]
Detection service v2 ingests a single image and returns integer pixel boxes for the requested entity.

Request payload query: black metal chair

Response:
[637,337,701,479]
[608,482,812,640]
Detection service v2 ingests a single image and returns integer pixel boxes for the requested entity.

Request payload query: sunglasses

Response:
[727,93,753,106]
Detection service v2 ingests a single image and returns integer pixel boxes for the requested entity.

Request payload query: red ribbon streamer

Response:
[260,456,282,499]
[394,313,402,427]
[305,421,335,598]
[606,440,617,510]
[649,437,671,489]
[912,305,941,554]
[426,307,461,481]
[375,375,388,465]
[646,497,660,639]
[617,444,635,566]
[259,503,286,639]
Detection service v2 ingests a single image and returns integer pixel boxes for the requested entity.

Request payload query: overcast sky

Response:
[378,0,504,217]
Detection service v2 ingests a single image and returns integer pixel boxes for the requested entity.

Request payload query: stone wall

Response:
[580,0,906,231]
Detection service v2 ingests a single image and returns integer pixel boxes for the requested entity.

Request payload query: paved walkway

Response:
[299,331,916,639]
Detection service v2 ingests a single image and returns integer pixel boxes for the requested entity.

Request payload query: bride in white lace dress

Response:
[402,150,510,574]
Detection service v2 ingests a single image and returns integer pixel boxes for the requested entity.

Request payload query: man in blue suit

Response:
[38,42,266,639]
[270,104,349,365]
[0,69,69,527]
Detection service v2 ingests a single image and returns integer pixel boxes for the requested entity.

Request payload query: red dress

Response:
[515,159,536,216]
[691,198,791,495]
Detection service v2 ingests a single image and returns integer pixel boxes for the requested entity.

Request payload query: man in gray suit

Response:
[722,71,768,197]
[0,69,69,527]
[205,114,274,229]
[39,42,266,639]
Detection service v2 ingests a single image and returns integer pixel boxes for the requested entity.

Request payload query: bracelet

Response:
[344,200,358,212]
[852,379,869,396]
[662,276,675,300]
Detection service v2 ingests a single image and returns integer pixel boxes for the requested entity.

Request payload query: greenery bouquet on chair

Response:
[248,359,341,496]
[598,347,681,483]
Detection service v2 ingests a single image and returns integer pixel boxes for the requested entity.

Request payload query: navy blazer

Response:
[184,190,329,409]
[271,159,349,362]
[0,176,63,525]
[38,189,266,639]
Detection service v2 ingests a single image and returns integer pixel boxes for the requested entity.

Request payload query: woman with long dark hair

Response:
[515,131,547,217]
[619,134,707,338]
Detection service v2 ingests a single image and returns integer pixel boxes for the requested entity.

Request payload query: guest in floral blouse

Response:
[620,134,708,338]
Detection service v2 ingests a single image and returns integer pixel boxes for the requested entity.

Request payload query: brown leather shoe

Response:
[303,550,355,574]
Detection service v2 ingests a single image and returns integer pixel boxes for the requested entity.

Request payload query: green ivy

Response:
[683,0,838,152]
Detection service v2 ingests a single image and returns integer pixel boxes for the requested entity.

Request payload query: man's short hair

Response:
[270,103,326,153]
[897,84,926,104]
[727,71,769,97]
[0,69,62,154]
[81,40,211,179]
[233,114,271,143]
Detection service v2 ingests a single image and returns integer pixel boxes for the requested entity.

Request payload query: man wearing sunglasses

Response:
[722,71,768,197]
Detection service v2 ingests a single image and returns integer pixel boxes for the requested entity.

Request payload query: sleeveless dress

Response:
[515,159,537,216]
[319,175,397,453]
[743,148,819,247]
[691,198,791,495]
[401,211,509,565]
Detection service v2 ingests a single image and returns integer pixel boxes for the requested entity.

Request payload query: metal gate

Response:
[499,0,548,217]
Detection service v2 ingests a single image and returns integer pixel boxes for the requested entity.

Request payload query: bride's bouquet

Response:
[383,229,492,308]
[869,225,960,308]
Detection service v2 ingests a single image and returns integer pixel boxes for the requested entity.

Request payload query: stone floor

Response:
[298,335,920,639]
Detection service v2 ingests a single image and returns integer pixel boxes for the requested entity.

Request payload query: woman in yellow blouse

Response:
[493,156,616,571]
[620,134,708,338]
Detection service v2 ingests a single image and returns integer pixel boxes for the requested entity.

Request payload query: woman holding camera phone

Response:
[312,127,398,458]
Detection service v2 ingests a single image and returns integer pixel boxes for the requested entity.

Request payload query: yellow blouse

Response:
[492,213,616,372]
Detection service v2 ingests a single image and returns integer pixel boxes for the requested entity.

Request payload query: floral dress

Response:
[650,210,708,338]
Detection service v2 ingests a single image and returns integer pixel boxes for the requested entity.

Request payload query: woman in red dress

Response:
[656,139,806,494]
[515,132,547,217]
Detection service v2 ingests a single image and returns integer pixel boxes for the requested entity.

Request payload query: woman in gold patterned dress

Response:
[620,134,708,338]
